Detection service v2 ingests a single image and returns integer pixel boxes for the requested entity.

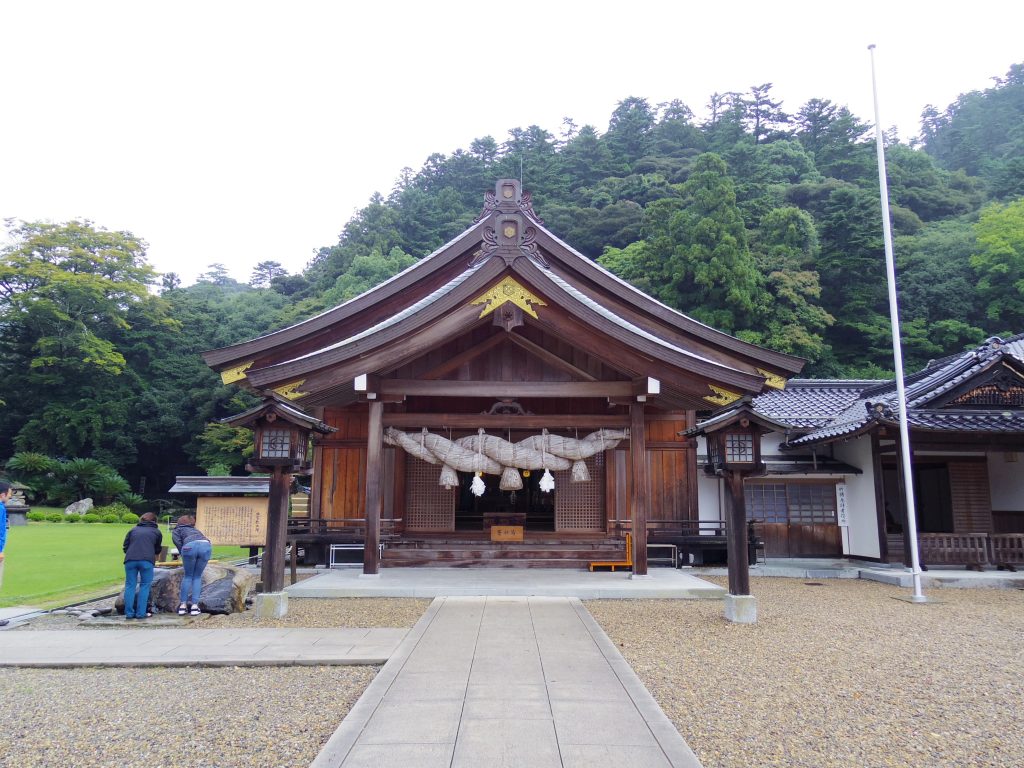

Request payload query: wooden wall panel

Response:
[645,414,693,524]
[605,414,695,531]
[949,461,993,532]
[316,445,366,521]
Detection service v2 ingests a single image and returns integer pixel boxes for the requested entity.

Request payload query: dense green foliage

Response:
[2,63,1023,494]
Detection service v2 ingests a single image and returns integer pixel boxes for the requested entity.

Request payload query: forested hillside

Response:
[2,63,1023,494]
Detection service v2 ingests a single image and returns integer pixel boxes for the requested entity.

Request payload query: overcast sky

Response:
[1,1,1021,286]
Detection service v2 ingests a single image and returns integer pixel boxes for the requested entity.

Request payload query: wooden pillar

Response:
[261,466,291,593]
[363,400,383,575]
[895,439,913,567]
[310,436,324,522]
[725,470,751,595]
[871,432,889,562]
[685,409,698,520]
[630,402,649,575]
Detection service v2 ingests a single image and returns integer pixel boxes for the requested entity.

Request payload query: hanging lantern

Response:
[499,466,523,490]
[522,470,531,478]
[571,460,590,482]
[539,468,555,493]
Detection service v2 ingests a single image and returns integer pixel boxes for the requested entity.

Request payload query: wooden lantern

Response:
[220,397,333,473]
[705,418,760,475]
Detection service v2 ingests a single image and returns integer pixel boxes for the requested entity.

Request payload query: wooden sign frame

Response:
[196,496,269,547]
[490,525,524,542]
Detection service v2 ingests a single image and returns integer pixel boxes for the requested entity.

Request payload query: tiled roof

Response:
[755,335,1024,446]
[753,380,881,428]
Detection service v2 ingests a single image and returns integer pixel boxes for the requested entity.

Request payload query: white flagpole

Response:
[868,44,926,602]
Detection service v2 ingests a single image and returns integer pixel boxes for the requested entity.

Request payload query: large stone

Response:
[65,498,94,516]
[115,562,256,615]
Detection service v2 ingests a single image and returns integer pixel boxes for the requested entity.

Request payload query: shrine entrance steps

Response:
[381,536,627,568]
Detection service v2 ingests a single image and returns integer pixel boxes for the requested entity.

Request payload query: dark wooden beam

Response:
[419,332,508,380]
[261,304,486,392]
[245,259,503,388]
[376,379,634,399]
[505,332,599,381]
[630,403,649,576]
[382,413,630,429]
[363,400,383,575]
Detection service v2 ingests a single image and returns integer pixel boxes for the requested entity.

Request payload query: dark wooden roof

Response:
[204,180,807,410]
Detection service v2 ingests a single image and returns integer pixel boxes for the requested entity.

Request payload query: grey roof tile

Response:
[756,335,1024,446]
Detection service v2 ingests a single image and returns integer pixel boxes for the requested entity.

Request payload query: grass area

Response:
[0,522,251,609]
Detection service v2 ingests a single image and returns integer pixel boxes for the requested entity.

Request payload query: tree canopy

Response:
[3,61,1022,492]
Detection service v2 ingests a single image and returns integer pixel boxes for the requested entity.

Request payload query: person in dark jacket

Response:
[172,514,212,616]
[122,512,163,620]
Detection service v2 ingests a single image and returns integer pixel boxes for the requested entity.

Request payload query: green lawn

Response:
[0,522,251,609]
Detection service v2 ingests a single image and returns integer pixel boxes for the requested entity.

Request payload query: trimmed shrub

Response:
[27,511,47,522]
[65,514,82,523]
[120,512,140,524]
[82,513,101,523]
[102,513,122,524]
[45,512,65,523]
[102,502,131,518]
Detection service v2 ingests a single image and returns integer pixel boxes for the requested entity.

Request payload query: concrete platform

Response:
[858,565,1024,589]
[311,596,703,768]
[0,627,408,668]
[286,567,726,599]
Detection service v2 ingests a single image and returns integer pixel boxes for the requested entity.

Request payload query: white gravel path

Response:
[587,576,1024,768]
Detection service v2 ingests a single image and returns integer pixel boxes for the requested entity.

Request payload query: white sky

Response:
[1,1,1021,286]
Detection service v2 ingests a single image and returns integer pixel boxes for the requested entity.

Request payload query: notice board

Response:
[196,496,269,547]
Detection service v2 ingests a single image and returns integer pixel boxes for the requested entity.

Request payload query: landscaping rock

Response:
[64,498,94,516]
[114,563,256,615]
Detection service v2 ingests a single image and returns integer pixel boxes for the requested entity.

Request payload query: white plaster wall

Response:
[694,436,725,521]
[832,438,881,559]
[988,451,1024,510]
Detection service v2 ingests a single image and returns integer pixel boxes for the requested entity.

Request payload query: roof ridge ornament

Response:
[474,179,545,225]
[470,214,548,268]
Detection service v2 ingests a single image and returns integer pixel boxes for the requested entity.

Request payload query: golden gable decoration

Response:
[756,368,787,390]
[220,361,254,384]
[272,380,308,400]
[704,384,742,406]
[471,276,547,319]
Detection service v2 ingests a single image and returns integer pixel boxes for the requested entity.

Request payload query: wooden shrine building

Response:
[203,180,804,575]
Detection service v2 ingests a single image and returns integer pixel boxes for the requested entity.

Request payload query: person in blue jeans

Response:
[122,512,163,620]
[172,515,212,616]
[0,481,11,591]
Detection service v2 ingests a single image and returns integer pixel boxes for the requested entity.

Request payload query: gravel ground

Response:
[0,597,430,768]
[5,581,1022,767]
[587,577,1024,768]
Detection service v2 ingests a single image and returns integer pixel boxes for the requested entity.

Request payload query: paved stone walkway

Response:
[311,596,702,768]
[0,627,406,667]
